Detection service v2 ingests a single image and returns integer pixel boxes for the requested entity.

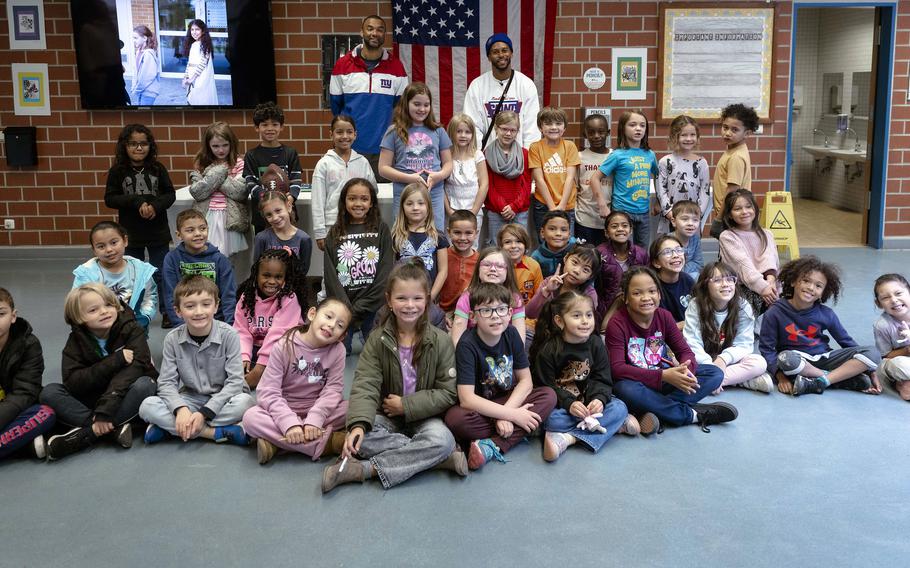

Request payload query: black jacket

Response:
[0,318,44,429]
[61,306,158,420]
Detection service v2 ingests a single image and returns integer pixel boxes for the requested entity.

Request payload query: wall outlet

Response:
[3,219,15,230]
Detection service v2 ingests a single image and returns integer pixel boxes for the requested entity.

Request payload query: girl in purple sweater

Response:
[233,249,307,388]
[605,266,737,434]
[242,298,352,464]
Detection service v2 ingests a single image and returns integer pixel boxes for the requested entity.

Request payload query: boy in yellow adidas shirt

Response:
[529,107,581,235]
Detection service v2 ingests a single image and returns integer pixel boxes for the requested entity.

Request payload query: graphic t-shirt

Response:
[529,139,581,208]
[658,273,695,323]
[598,148,659,215]
[100,265,135,307]
[380,125,453,195]
[252,227,313,275]
[627,329,671,370]
[397,231,450,283]
[576,148,612,229]
[456,326,528,400]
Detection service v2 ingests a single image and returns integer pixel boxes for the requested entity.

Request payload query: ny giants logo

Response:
[380,78,392,89]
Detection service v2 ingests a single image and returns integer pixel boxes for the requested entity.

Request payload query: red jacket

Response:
[484,148,531,215]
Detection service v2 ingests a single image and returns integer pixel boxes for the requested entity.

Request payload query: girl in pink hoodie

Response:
[242,298,352,464]
[233,249,306,388]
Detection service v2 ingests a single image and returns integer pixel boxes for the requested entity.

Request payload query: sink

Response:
[802,145,833,159]
[827,148,867,164]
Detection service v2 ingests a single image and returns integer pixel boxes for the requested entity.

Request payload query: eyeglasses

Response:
[127,141,149,149]
[658,247,685,258]
[480,260,508,270]
[497,127,518,134]
[474,305,511,318]
[708,275,738,285]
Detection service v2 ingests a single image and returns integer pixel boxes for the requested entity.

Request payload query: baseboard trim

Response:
[0,246,86,260]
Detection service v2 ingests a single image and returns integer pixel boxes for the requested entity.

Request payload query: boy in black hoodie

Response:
[0,288,56,459]
[40,283,158,460]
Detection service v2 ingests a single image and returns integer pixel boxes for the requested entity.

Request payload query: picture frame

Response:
[6,0,46,50]
[12,63,51,116]
[657,2,776,123]
[611,48,648,101]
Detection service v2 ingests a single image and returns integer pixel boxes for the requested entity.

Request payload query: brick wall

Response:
[1,0,908,246]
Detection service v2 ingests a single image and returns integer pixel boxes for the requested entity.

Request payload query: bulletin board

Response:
[657,3,777,123]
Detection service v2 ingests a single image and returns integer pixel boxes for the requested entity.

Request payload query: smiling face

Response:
[402,190,429,227]
[487,42,512,73]
[606,215,631,245]
[730,196,756,230]
[91,228,128,270]
[408,93,432,125]
[176,217,209,254]
[478,252,508,285]
[79,291,118,338]
[261,196,292,232]
[471,300,511,341]
[208,135,231,163]
[541,120,566,143]
[126,131,150,166]
[790,270,827,310]
[190,24,203,41]
[625,273,661,319]
[876,280,910,320]
[707,269,737,310]
[345,183,373,224]
[305,300,351,347]
[677,123,699,153]
[584,117,609,152]
[176,291,218,336]
[257,258,286,298]
[448,220,478,255]
[555,297,595,343]
[721,117,748,148]
[255,119,283,145]
[541,217,570,251]
[331,119,356,154]
[500,232,526,262]
[361,17,385,49]
[652,238,685,276]
[674,211,700,238]
[387,277,427,329]
[563,254,593,287]
[454,123,474,150]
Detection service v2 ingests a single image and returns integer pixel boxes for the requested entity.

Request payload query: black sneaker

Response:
[830,374,872,391]
[161,314,174,329]
[691,402,738,433]
[115,423,133,449]
[793,375,825,396]
[47,427,94,461]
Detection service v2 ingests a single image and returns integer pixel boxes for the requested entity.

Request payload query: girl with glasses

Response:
[450,247,526,347]
[649,234,694,329]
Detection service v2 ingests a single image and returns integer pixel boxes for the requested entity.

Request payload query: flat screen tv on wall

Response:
[71,0,277,110]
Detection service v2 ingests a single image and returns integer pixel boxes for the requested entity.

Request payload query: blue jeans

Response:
[393,183,446,234]
[611,364,723,426]
[358,415,455,489]
[574,221,606,246]
[544,398,627,452]
[623,211,651,250]
[0,404,56,459]
[532,198,575,238]
[486,209,529,246]
[136,92,158,105]
[344,311,377,355]
[126,244,168,312]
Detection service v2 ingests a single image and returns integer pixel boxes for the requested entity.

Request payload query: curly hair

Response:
[183,19,213,57]
[721,103,760,133]
[237,249,308,319]
[778,255,842,304]
[114,124,157,167]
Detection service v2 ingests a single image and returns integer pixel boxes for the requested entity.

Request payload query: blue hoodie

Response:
[72,256,157,329]
[759,298,856,375]
[162,242,236,325]
[530,237,578,279]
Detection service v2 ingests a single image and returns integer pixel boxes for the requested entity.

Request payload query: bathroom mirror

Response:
[823,73,844,115]
[852,71,871,118]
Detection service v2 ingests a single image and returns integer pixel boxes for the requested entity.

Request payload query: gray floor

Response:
[2,247,910,567]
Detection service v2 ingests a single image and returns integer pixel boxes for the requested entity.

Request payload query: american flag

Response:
[392,0,556,125]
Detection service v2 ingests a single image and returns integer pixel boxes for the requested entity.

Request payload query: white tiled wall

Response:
[790,7,874,212]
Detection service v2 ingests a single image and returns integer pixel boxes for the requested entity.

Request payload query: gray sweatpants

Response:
[139,392,255,437]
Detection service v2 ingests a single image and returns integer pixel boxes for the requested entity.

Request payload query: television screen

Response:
[71,0,277,109]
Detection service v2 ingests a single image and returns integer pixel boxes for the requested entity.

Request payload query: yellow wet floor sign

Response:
[760,191,800,260]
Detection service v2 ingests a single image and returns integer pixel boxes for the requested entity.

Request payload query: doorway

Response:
[786,4,893,248]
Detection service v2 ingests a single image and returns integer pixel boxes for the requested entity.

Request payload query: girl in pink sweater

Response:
[233,249,306,388]
[242,298,352,464]
[717,189,780,315]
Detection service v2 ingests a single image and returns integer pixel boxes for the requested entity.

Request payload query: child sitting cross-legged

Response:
[139,276,254,445]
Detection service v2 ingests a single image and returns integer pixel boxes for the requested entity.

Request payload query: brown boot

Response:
[257,438,278,465]
[326,431,346,457]
[321,458,365,493]
[434,447,468,477]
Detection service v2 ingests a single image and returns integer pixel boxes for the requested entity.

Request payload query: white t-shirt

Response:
[576,148,611,229]
[463,70,541,149]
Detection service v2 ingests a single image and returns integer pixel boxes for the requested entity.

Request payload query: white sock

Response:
[691,408,699,423]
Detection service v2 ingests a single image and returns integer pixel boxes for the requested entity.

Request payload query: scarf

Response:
[485,140,524,179]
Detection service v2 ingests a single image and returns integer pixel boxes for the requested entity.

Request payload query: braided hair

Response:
[237,248,308,319]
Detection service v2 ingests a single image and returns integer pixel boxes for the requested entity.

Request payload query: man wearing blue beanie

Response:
[463,32,541,149]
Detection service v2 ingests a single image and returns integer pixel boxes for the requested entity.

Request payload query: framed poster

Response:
[12,63,51,116]
[611,48,647,101]
[6,0,46,50]
[658,2,776,123]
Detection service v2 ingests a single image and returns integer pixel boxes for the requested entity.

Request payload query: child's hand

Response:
[381,394,404,417]
[586,399,604,415]
[425,170,441,189]
[285,425,305,445]
[761,284,779,305]
[304,424,324,442]
[495,419,514,439]
[343,427,365,458]
[569,401,589,419]
[412,172,429,187]
[776,372,793,395]
[244,364,265,388]
[864,371,883,395]
[898,321,910,343]
[242,360,251,373]
[175,408,205,441]
[501,205,515,220]
[121,348,134,364]
[598,201,611,218]
[545,265,565,294]
[661,364,699,394]
[510,403,542,433]
[92,419,114,437]
[712,357,727,371]
[316,238,325,251]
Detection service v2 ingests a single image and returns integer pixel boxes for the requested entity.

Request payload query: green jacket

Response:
[346,319,457,431]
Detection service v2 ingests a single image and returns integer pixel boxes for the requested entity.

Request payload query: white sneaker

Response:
[741,372,774,393]
[33,435,47,460]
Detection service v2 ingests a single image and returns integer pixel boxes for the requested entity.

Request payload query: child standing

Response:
[596,211,650,324]
[242,298,352,464]
[669,200,705,280]
[529,107,581,234]
[711,103,758,237]
[531,210,578,278]
[252,190,313,275]
[718,189,779,315]
[244,102,303,233]
[103,124,175,327]
[445,113,488,236]
[760,256,882,396]
[321,261,466,492]
[683,262,772,393]
[72,221,158,330]
[140,276,255,445]
[392,183,449,303]
[0,288,56,460]
[590,110,659,248]
[40,284,158,460]
[233,249,306,389]
[162,209,237,326]
[650,234,695,328]
[525,243,600,321]
[182,19,217,105]
[575,113,612,246]
[323,178,394,355]
[498,224,543,312]
[189,122,249,257]
[311,115,376,251]
[439,210,480,314]
[606,267,737,433]
[450,247,527,347]
[445,283,556,470]
[873,273,910,400]
[531,290,639,462]
[379,82,453,231]
[484,111,532,242]
[656,115,710,235]
[130,25,160,105]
